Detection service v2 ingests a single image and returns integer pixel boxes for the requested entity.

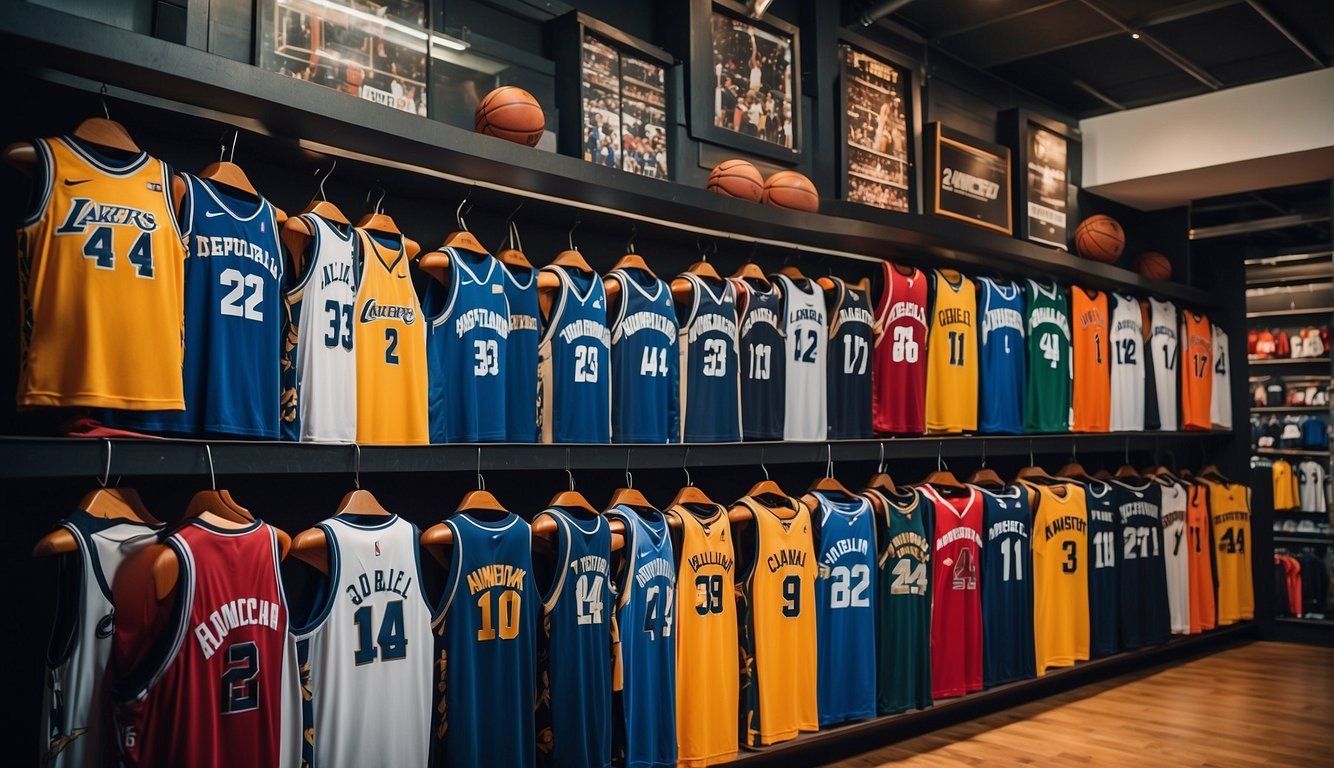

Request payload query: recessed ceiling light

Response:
[1131,32,1141,39]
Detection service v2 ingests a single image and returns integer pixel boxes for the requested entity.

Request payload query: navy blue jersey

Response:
[977,485,1035,687]
[425,249,509,443]
[536,508,612,768]
[606,505,676,768]
[433,512,536,768]
[1082,479,1120,657]
[811,491,877,726]
[676,274,741,442]
[825,278,874,439]
[1111,479,1170,649]
[978,277,1025,435]
[608,269,679,444]
[504,264,541,442]
[539,265,611,443]
[732,277,785,441]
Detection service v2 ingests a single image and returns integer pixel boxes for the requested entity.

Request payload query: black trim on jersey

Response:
[19,137,53,228]
[109,535,194,703]
[288,521,341,635]
[44,521,85,669]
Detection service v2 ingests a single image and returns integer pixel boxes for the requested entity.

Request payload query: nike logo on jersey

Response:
[63,178,91,186]
[204,210,228,217]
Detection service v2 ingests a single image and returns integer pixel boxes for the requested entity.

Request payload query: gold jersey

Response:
[1021,481,1090,674]
[353,230,427,444]
[1203,478,1254,624]
[925,269,977,433]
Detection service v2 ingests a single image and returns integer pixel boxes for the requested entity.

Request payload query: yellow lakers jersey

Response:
[926,269,977,433]
[1021,481,1089,674]
[667,503,738,768]
[1204,479,1254,624]
[736,494,818,747]
[354,230,427,444]
[17,136,185,409]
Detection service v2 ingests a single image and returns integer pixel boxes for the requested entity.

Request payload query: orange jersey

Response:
[1186,483,1216,633]
[1070,287,1110,432]
[354,231,427,444]
[17,136,186,409]
[1180,311,1213,430]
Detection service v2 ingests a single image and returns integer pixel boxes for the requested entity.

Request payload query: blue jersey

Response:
[811,491,877,726]
[1111,479,1170,649]
[825,278,874,439]
[676,273,741,442]
[425,249,509,443]
[433,512,536,768]
[978,485,1035,687]
[539,265,611,443]
[732,277,785,441]
[605,505,676,768]
[536,508,612,768]
[1082,479,1120,657]
[608,269,679,444]
[978,277,1025,435]
[504,264,541,442]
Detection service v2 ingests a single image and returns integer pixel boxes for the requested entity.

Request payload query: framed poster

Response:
[687,0,801,163]
[838,36,921,214]
[999,109,1081,249]
[925,123,1012,235]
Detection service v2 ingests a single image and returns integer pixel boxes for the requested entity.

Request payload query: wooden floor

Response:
[824,642,1334,767]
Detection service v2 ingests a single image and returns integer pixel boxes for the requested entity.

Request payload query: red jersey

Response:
[112,520,298,767]
[873,262,928,434]
[921,485,983,699]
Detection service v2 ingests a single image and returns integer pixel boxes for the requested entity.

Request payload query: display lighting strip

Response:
[277,0,468,51]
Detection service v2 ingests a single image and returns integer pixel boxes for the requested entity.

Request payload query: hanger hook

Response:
[219,136,227,163]
[99,438,112,488]
[760,447,769,481]
[477,447,485,492]
[1071,438,1077,464]
[497,201,525,252]
[877,442,886,475]
[627,225,637,254]
[980,439,987,469]
[568,219,581,251]
[683,446,693,488]
[625,448,633,490]
[456,194,473,231]
[353,443,362,490]
[100,84,110,119]
[205,444,217,491]
[315,159,337,201]
[365,186,387,215]
[228,129,238,164]
[826,443,834,478]
[937,441,944,472]
[1029,439,1034,468]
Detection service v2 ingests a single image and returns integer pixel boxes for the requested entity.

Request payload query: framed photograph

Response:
[999,109,1082,249]
[925,122,1012,235]
[838,37,921,214]
[687,0,801,163]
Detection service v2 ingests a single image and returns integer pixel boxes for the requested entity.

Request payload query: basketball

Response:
[761,170,819,213]
[1074,214,1125,263]
[707,159,765,202]
[1137,251,1172,281]
[474,86,545,147]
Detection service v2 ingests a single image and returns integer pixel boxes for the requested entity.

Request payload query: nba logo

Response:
[374,541,381,557]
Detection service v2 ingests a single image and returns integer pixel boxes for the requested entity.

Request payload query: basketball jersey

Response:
[809,491,876,726]
[824,278,874,439]
[293,514,432,767]
[1210,324,1232,429]
[1180,311,1213,431]
[111,520,298,767]
[605,505,676,768]
[977,485,1035,687]
[42,511,159,768]
[920,484,983,698]
[1023,279,1071,433]
[1147,298,1179,430]
[1186,484,1217,633]
[539,265,612,443]
[608,269,679,444]
[1071,287,1110,433]
[925,269,978,434]
[1157,479,1191,635]
[666,503,737,768]
[504,264,541,442]
[1109,293,1145,432]
[432,512,536,768]
[1204,479,1254,625]
[675,274,741,443]
[977,278,1025,435]
[284,213,357,443]
[866,487,931,714]
[354,230,428,444]
[774,274,828,441]
[735,495,818,746]
[1110,478,1169,649]
[872,262,928,434]
[536,508,611,768]
[1082,479,1120,657]
[731,277,785,441]
[1022,482,1089,675]
[17,136,186,410]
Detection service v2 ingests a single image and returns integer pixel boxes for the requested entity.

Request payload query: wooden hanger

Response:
[73,114,140,154]
[1092,468,1114,481]
[730,260,770,287]
[34,443,161,556]
[549,469,597,515]
[198,131,257,197]
[298,162,350,224]
[441,196,489,254]
[1198,464,1228,482]
[608,452,655,511]
[966,440,1004,488]
[356,188,401,236]
[670,451,717,509]
[809,445,854,496]
[283,162,350,273]
[672,257,723,301]
[492,206,533,270]
[605,233,656,304]
[747,449,786,498]
[291,446,393,574]
[864,443,896,494]
[420,451,514,564]
[1013,442,1057,483]
[1114,464,1142,479]
[778,264,807,281]
[921,444,963,488]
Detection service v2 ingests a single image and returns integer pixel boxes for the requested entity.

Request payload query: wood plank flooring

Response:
[823,641,1334,767]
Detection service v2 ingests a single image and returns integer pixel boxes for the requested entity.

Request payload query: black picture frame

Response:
[837,33,922,214]
[925,122,1013,235]
[686,0,802,164]
[999,108,1082,250]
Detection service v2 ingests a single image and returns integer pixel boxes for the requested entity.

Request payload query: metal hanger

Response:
[810,443,854,495]
[609,448,654,510]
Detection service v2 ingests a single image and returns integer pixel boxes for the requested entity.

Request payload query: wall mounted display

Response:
[999,109,1082,250]
[687,0,802,163]
[838,37,921,214]
[925,122,1012,235]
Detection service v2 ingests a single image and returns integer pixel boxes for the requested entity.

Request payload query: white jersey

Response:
[1210,324,1232,429]
[1109,293,1144,432]
[293,514,432,767]
[42,511,160,767]
[1298,460,1327,513]
[286,214,357,442]
[1147,298,1178,431]
[775,274,827,441]
[1158,480,1190,635]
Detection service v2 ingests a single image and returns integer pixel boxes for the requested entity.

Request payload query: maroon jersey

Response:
[112,520,298,767]
[873,262,928,434]
[921,485,983,699]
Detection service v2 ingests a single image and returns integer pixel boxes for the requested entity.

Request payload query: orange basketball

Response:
[1137,251,1172,281]
[474,86,545,147]
[761,170,819,213]
[1074,214,1125,263]
[707,159,764,202]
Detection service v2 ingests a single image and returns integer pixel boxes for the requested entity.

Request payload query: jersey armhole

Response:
[19,138,54,228]
[432,519,465,624]
[289,523,340,636]
[175,172,195,243]
[539,510,571,611]
[44,522,87,669]
[606,511,635,613]
[110,537,194,703]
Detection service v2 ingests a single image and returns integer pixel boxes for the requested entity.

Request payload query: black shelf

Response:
[1254,448,1331,458]
[1274,534,1334,545]
[1248,357,1331,366]
[1247,307,1334,319]
[1250,406,1330,413]
[1275,617,1334,626]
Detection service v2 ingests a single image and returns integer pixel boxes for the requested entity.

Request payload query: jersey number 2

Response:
[220,641,259,714]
